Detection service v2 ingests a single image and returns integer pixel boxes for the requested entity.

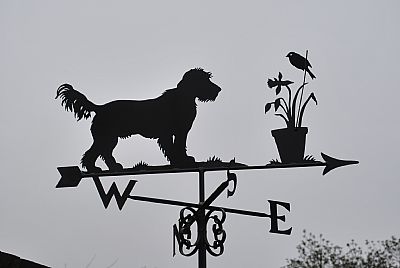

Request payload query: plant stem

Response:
[296,50,308,127]
[275,113,289,126]
[286,85,296,128]
[298,93,314,127]
[286,84,292,120]
[279,97,290,115]
[290,83,306,128]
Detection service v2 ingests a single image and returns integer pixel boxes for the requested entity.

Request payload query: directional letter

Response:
[267,200,292,235]
[92,177,137,210]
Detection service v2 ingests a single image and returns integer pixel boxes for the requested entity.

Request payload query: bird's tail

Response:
[56,84,98,120]
[307,69,316,79]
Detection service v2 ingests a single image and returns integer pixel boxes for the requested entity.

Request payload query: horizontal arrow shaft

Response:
[81,162,326,178]
[129,195,270,218]
[56,153,359,188]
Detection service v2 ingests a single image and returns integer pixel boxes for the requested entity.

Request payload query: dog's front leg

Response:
[173,131,195,166]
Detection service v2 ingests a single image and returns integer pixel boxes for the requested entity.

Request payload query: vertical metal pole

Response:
[198,169,207,268]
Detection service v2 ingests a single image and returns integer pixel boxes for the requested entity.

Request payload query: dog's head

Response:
[177,68,221,102]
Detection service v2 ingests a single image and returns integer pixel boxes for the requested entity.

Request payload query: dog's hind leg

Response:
[157,136,174,163]
[81,142,102,172]
[100,136,123,171]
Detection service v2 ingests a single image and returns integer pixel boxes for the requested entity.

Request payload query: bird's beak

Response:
[286,53,290,57]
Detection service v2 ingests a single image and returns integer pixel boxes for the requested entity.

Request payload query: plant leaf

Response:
[274,99,280,111]
[311,92,318,105]
[278,72,283,80]
[265,103,272,113]
[276,86,281,95]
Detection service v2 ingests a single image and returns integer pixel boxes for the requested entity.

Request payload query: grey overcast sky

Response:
[1,1,399,267]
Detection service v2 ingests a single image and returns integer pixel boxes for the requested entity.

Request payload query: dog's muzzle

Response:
[211,83,222,100]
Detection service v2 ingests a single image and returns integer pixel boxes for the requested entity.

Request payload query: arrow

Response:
[56,153,358,188]
[321,153,359,175]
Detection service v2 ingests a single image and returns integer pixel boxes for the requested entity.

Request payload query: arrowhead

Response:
[56,166,82,188]
[321,153,359,175]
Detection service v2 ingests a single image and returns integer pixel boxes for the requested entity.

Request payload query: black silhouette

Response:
[56,153,358,189]
[266,54,317,163]
[271,127,308,163]
[56,68,221,171]
[286,52,316,79]
[265,72,317,129]
[54,51,360,268]
[0,251,49,267]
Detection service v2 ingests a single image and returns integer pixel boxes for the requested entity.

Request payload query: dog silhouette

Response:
[56,68,221,172]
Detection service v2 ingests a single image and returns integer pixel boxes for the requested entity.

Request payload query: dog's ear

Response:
[177,68,209,88]
[177,78,185,88]
[177,71,190,88]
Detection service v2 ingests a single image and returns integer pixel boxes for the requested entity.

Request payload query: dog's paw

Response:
[110,163,124,171]
[174,155,197,168]
[86,166,103,173]
[185,155,196,163]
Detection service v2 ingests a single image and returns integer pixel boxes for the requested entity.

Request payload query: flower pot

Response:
[271,127,308,163]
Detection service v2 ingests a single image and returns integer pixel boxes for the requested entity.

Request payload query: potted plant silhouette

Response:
[265,54,317,163]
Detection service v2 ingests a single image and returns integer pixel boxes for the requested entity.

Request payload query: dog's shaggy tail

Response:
[56,84,98,121]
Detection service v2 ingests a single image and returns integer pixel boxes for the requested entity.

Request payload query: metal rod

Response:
[202,180,228,209]
[128,195,269,218]
[80,162,326,178]
[129,195,197,208]
[198,169,206,268]
[220,206,268,218]
[199,169,205,203]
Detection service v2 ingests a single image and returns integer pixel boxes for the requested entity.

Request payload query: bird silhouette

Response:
[286,51,316,79]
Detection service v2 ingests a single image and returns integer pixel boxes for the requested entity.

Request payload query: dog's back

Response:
[92,88,196,139]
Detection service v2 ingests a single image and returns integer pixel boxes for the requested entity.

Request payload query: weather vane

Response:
[55,51,358,268]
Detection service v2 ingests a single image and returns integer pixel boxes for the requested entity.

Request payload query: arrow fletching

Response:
[56,166,82,188]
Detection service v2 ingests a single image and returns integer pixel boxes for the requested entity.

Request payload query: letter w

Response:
[92,177,137,210]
